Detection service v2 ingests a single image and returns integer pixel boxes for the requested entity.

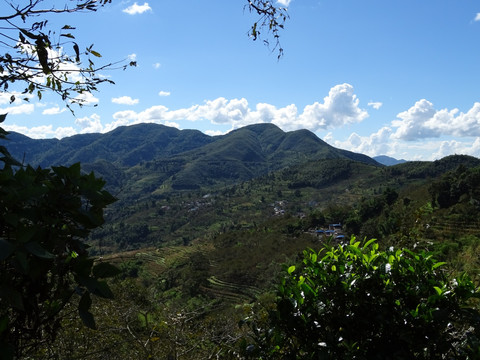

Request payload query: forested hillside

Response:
[1,123,380,192]
[3,124,480,359]
[3,125,480,359]
[31,150,480,359]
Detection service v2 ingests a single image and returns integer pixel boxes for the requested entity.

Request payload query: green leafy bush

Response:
[241,238,480,359]
[0,124,118,358]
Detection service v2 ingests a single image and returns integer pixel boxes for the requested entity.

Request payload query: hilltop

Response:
[2,123,380,193]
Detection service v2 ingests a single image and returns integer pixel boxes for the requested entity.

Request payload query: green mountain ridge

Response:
[1,122,381,193]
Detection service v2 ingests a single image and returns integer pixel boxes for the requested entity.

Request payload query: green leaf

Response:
[78,276,114,299]
[92,262,121,279]
[89,49,102,58]
[287,265,295,275]
[73,42,80,62]
[24,242,54,259]
[0,288,24,310]
[432,262,447,270]
[363,238,377,249]
[78,292,96,329]
[433,286,443,296]
[388,254,395,264]
[0,239,14,261]
[94,280,114,299]
[17,226,36,243]
[0,316,8,334]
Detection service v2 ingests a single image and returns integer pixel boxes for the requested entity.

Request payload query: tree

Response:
[0,0,287,110]
[241,238,480,359]
[0,115,119,359]
[0,0,137,110]
[245,0,289,59]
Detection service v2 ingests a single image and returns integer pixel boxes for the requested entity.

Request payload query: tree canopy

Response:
[0,0,287,111]
[0,0,137,110]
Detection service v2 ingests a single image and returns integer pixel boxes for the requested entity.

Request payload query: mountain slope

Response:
[3,123,214,167]
[374,155,407,166]
[130,123,381,191]
[1,123,381,193]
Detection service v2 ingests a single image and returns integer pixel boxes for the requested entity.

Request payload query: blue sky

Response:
[2,0,480,161]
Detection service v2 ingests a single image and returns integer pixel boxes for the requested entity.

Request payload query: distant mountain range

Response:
[1,123,382,192]
[373,155,408,166]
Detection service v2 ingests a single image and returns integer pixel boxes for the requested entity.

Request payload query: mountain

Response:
[1,123,382,192]
[374,155,407,166]
[2,123,214,167]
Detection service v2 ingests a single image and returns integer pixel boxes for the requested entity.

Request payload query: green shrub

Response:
[241,238,480,359]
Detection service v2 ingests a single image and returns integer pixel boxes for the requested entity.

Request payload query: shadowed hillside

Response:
[1,123,381,193]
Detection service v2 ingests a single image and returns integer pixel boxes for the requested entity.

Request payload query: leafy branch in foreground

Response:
[245,0,289,59]
[0,0,136,109]
[241,238,480,359]
[0,116,119,359]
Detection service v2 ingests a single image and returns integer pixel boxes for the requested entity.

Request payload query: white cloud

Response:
[75,114,103,134]
[297,83,369,131]
[123,2,152,15]
[164,121,180,129]
[0,103,35,115]
[73,92,99,106]
[54,127,77,138]
[391,100,480,140]
[158,91,171,97]
[431,138,480,159]
[368,101,383,110]
[3,124,76,139]
[112,96,139,105]
[475,13,480,21]
[128,53,137,62]
[330,127,394,157]
[153,63,161,69]
[277,0,292,6]
[42,106,67,115]
[205,129,228,136]
[0,92,34,105]
[110,84,368,133]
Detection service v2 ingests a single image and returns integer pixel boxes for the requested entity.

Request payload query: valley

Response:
[2,123,480,359]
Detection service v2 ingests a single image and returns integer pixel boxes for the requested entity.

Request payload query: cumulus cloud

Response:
[431,138,480,159]
[297,83,369,131]
[205,129,228,136]
[110,84,368,133]
[153,63,161,69]
[330,127,394,157]
[0,92,34,105]
[0,103,35,115]
[158,91,170,97]
[123,2,152,15]
[3,124,76,139]
[42,106,67,115]
[475,13,480,21]
[112,96,139,105]
[75,114,103,134]
[391,100,480,140]
[368,101,383,110]
[277,0,292,6]
[73,92,99,106]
